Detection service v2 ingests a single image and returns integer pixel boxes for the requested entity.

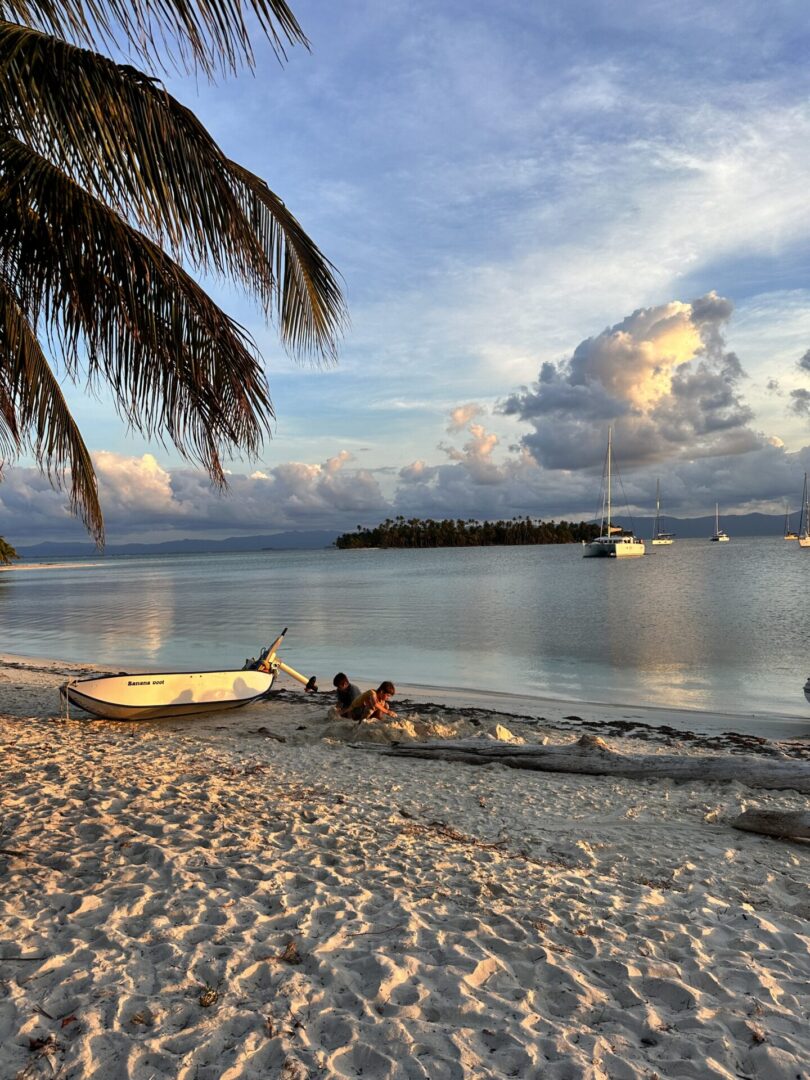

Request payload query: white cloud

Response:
[502,293,763,470]
[0,449,389,544]
[446,403,484,431]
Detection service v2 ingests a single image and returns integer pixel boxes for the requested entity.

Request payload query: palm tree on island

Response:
[0,0,346,544]
[0,535,19,564]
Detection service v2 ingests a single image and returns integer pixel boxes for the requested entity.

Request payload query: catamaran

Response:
[583,428,645,558]
[710,503,730,542]
[651,479,674,545]
[798,474,810,549]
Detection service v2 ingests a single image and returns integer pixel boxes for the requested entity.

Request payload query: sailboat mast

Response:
[715,502,719,533]
[655,479,661,536]
[607,426,612,537]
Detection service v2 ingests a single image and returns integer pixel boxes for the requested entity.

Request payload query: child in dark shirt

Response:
[333,672,362,717]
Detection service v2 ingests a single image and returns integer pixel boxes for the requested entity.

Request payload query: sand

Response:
[1,656,808,1080]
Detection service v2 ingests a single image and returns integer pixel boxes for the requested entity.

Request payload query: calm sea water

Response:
[1,540,809,718]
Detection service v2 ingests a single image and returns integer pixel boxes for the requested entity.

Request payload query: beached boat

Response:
[60,628,317,720]
[798,474,810,549]
[710,503,730,542]
[651,479,674,545]
[61,668,276,721]
[583,428,645,558]
[783,502,798,541]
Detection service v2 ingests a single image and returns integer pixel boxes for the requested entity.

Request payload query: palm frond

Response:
[0,22,347,360]
[0,275,103,543]
[229,159,347,360]
[0,0,307,73]
[1,135,275,485]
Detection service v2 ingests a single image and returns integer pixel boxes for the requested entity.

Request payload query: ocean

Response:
[2,539,809,719]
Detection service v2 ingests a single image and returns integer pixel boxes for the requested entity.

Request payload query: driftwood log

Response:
[363,734,810,794]
[731,809,810,839]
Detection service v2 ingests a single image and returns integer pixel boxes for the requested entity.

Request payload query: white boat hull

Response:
[799,536,810,548]
[61,669,276,721]
[710,535,730,542]
[651,538,674,546]
[583,536,646,558]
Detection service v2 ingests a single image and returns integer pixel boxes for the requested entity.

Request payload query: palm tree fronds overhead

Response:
[1,136,275,485]
[0,21,346,360]
[0,0,346,544]
[229,160,347,361]
[0,276,103,542]
[0,0,308,73]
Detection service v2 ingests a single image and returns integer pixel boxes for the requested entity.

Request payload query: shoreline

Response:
[0,560,105,573]
[3,649,808,740]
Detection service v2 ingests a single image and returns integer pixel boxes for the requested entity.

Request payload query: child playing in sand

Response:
[348,681,398,722]
[332,672,362,717]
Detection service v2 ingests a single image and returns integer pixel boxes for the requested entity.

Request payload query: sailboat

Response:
[710,503,730,542]
[583,428,645,558]
[798,474,810,549]
[651,479,675,545]
[783,502,798,540]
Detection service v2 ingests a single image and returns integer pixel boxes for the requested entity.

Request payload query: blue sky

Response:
[4,0,810,542]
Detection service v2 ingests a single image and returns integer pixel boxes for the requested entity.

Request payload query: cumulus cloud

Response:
[1,450,389,544]
[438,421,504,485]
[501,293,762,470]
[798,350,810,374]
[790,388,810,417]
[446,403,484,431]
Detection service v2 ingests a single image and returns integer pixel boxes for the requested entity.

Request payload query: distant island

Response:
[334,516,600,549]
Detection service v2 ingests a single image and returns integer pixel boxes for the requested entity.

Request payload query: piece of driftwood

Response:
[362,734,810,794]
[731,809,810,839]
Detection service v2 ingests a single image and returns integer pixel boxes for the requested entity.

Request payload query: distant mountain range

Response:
[16,530,340,558]
[12,513,797,558]
[607,512,793,539]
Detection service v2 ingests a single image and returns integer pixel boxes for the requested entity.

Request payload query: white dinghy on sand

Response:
[60,628,317,721]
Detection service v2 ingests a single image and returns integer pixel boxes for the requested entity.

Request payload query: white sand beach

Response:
[1,655,808,1079]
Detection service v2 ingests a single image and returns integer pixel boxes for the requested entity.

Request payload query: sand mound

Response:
[320,708,526,745]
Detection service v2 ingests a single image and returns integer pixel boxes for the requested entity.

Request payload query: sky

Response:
[3,0,810,543]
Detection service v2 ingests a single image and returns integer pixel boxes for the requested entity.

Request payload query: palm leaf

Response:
[0,275,103,542]
[0,21,347,360]
[1,135,275,485]
[0,0,307,73]
[229,159,347,360]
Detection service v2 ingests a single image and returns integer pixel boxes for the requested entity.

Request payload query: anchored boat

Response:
[651,479,675,546]
[710,503,730,542]
[798,474,810,549]
[60,629,317,721]
[583,427,645,558]
[783,502,798,541]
